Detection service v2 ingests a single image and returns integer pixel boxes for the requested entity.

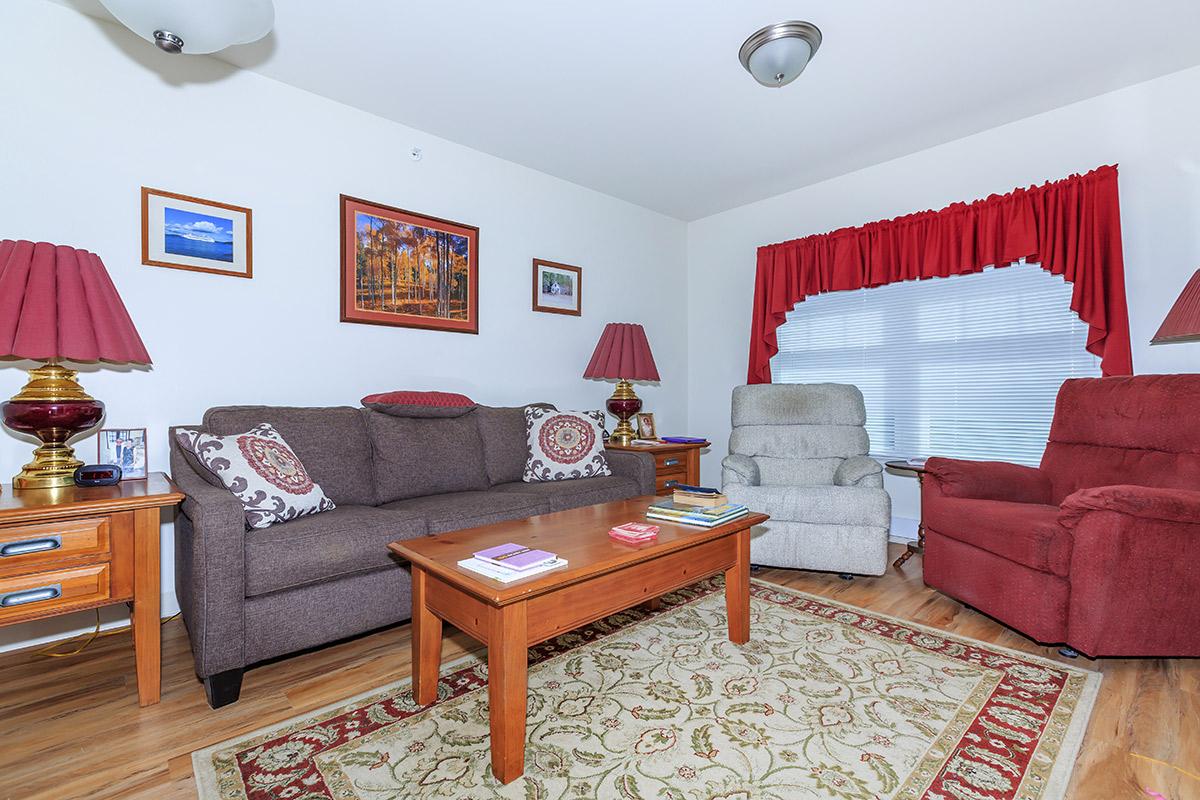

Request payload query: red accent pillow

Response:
[361,391,477,418]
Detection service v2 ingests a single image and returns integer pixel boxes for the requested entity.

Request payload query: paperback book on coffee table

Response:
[646,498,749,528]
[609,522,659,544]
[473,542,558,571]
[457,556,568,582]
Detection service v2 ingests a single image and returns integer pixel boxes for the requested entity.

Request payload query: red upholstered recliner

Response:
[922,374,1200,657]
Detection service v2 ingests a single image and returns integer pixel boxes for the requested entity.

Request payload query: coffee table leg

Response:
[488,601,528,784]
[411,568,442,706]
[725,527,751,644]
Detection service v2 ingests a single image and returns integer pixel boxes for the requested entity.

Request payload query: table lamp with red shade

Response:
[1151,268,1200,345]
[0,240,151,490]
[583,322,660,446]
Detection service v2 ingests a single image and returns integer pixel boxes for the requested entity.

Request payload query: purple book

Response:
[473,542,558,571]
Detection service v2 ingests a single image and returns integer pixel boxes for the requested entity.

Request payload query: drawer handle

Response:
[0,584,63,608]
[663,458,680,466]
[664,480,680,488]
[0,536,62,557]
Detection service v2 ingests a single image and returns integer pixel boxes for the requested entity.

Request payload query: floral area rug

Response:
[193,579,1099,800]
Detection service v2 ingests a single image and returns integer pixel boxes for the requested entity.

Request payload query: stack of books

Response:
[646,498,749,528]
[609,522,659,545]
[457,542,567,583]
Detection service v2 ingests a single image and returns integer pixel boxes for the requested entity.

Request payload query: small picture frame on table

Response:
[532,258,582,316]
[635,412,657,440]
[98,428,148,480]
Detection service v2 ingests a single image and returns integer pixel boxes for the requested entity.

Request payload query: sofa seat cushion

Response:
[244,506,426,597]
[724,484,890,527]
[382,492,552,534]
[490,475,640,512]
[924,496,1071,576]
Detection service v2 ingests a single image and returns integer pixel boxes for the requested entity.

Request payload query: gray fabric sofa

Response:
[721,384,891,576]
[169,403,654,708]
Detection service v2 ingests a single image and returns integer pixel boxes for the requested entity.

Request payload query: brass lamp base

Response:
[2,364,105,490]
[605,379,642,446]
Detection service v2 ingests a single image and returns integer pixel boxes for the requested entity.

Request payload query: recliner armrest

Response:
[925,457,1051,504]
[835,455,882,487]
[1059,484,1200,528]
[722,454,760,487]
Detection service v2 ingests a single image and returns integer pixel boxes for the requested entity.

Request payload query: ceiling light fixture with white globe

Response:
[739,20,822,88]
[97,0,275,55]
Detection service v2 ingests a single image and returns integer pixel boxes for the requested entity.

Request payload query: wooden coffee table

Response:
[389,496,768,784]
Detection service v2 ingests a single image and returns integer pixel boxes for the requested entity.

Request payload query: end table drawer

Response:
[0,517,110,573]
[0,563,111,623]
[656,469,688,493]
[653,451,687,471]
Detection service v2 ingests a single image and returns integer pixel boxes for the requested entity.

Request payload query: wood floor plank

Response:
[0,545,1196,799]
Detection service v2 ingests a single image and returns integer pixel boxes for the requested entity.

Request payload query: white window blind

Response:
[770,262,1101,465]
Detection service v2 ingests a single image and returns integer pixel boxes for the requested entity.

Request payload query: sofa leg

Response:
[838,573,854,581]
[204,668,244,708]
[1058,647,1079,659]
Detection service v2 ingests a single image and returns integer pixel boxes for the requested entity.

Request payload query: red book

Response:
[609,522,659,544]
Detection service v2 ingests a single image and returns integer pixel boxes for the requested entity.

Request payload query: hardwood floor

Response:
[0,544,1196,800]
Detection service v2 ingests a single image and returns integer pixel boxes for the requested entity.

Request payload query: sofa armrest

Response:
[924,457,1051,504]
[722,454,760,488]
[1062,485,1200,656]
[605,449,656,495]
[835,455,883,487]
[1059,484,1200,528]
[169,429,249,678]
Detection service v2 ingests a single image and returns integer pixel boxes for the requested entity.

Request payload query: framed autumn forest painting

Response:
[340,195,479,333]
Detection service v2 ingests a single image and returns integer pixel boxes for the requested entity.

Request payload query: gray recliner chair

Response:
[721,384,891,576]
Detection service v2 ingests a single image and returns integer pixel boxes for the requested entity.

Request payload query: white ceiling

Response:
[60,1,1200,220]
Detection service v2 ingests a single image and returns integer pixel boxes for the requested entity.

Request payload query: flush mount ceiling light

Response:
[739,20,822,88]
[97,0,274,55]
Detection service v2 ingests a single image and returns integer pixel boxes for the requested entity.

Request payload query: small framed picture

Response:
[635,412,657,440]
[98,428,148,480]
[532,258,582,316]
[142,187,252,278]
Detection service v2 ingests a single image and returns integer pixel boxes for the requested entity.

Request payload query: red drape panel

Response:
[746,165,1133,383]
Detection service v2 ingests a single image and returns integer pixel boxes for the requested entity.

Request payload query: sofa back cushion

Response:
[1040,375,1200,503]
[363,408,489,502]
[476,403,553,485]
[203,406,377,506]
[729,384,870,486]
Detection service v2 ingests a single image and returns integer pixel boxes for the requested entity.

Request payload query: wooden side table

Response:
[605,440,709,494]
[0,472,183,706]
[886,460,928,569]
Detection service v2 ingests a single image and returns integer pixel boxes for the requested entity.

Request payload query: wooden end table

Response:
[604,440,710,494]
[390,497,768,784]
[0,472,183,706]
[886,460,928,569]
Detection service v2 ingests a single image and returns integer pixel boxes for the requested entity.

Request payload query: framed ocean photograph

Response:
[340,195,479,333]
[532,258,582,316]
[142,187,252,278]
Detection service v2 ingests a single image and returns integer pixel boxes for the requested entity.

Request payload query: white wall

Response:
[0,1,688,651]
[687,65,1200,530]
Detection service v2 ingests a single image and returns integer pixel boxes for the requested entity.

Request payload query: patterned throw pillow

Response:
[175,423,335,529]
[523,407,611,482]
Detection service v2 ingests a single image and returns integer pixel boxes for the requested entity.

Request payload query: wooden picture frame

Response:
[141,187,252,278]
[97,427,148,480]
[635,412,657,440]
[532,258,582,316]
[340,195,479,334]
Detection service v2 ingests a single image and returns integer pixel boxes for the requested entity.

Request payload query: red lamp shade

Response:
[0,240,150,489]
[0,240,151,364]
[582,322,659,381]
[1151,269,1200,344]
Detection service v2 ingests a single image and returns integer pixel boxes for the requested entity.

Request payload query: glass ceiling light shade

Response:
[739,21,822,87]
[97,0,274,55]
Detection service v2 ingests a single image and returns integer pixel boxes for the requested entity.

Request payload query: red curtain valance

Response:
[747,165,1133,383]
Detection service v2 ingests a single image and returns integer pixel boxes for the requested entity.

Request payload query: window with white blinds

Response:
[770,262,1101,465]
